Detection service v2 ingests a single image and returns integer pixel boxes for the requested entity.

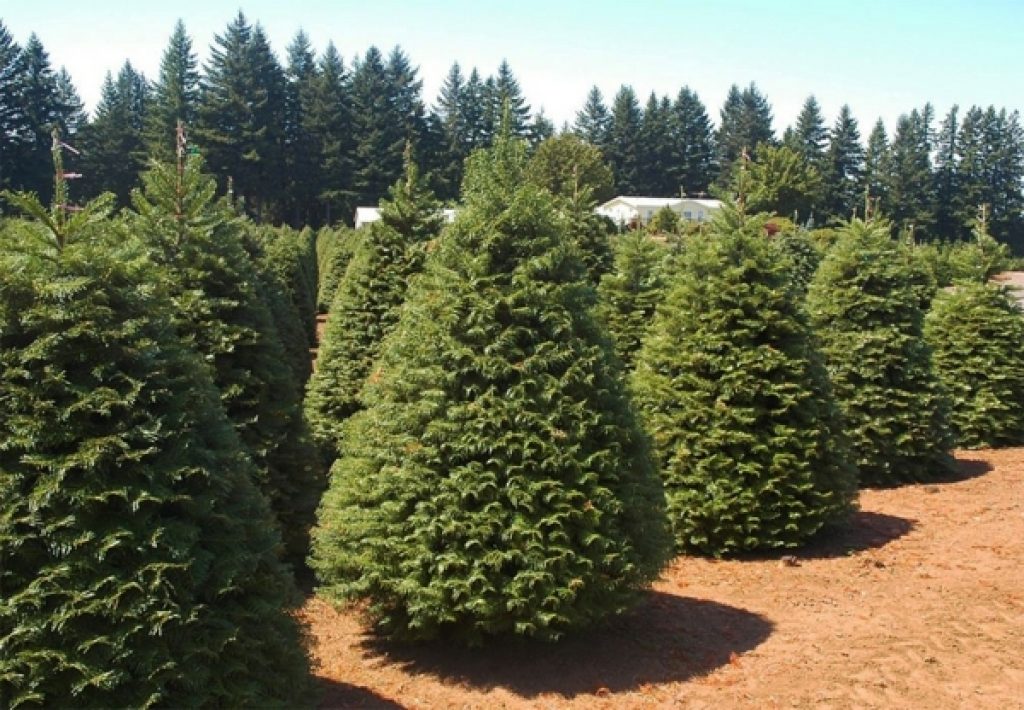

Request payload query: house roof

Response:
[598,196,683,210]
[353,206,458,228]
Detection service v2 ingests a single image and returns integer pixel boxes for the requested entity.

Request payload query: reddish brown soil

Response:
[300,449,1024,709]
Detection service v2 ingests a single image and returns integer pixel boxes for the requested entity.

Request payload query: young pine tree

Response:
[310,131,671,644]
[595,229,669,368]
[129,158,323,567]
[925,282,1024,448]
[807,219,953,485]
[631,206,856,555]
[305,154,443,460]
[0,189,312,707]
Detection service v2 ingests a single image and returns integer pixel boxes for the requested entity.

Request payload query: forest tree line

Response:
[1,13,1023,248]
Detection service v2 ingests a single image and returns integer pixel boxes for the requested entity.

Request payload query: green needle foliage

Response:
[0,193,312,708]
[595,229,669,368]
[129,159,323,567]
[305,157,443,460]
[311,133,671,644]
[925,282,1024,448]
[631,206,857,556]
[807,219,953,486]
[316,225,361,312]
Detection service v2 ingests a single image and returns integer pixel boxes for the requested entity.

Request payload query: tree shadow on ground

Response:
[940,456,994,484]
[358,591,772,700]
[317,678,406,709]
[790,510,917,560]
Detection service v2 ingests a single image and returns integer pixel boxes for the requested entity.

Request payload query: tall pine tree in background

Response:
[864,118,890,209]
[787,95,828,170]
[669,86,716,196]
[716,82,775,183]
[638,93,674,195]
[305,42,351,223]
[885,107,936,238]
[574,85,611,152]
[143,20,199,161]
[196,12,286,220]
[311,128,670,644]
[632,207,856,555]
[821,105,865,223]
[283,30,321,226]
[606,85,643,195]
[489,59,531,140]
[350,46,404,206]
[305,152,443,461]
[80,62,150,205]
[933,105,961,240]
[433,62,472,199]
[11,34,61,202]
[0,21,26,190]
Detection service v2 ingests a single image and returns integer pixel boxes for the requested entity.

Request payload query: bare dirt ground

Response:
[300,449,1024,709]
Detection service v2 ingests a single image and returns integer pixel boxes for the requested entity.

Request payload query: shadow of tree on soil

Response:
[942,456,994,483]
[358,591,772,700]
[318,678,406,709]
[792,510,917,560]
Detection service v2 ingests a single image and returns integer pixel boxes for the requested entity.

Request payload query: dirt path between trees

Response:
[300,449,1024,709]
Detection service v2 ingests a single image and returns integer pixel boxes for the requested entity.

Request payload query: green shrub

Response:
[0,194,312,708]
[311,135,670,644]
[305,160,443,461]
[130,159,323,567]
[632,207,857,555]
[807,219,953,485]
[925,282,1024,448]
[595,230,669,368]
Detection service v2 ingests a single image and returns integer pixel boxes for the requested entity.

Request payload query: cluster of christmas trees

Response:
[4,112,1024,705]
[3,15,1023,248]
[0,138,321,706]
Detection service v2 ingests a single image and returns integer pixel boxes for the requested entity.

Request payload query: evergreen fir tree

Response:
[386,46,428,153]
[79,62,150,205]
[933,105,961,241]
[821,105,865,224]
[0,21,27,190]
[668,86,716,196]
[638,93,674,195]
[807,219,953,486]
[306,43,351,224]
[130,158,323,566]
[349,46,404,206]
[11,34,60,202]
[310,131,670,644]
[574,85,611,151]
[789,95,828,168]
[196,12,286,220]
[315,224,361,311]
[864,118,890,209]
[143,20,200,161]
[595,229,668,368]
[716,83,775,183]
[488,59,531,139]
[462,68,490,150]
[631,207,856,555]
[925,281,1024,448]
[606,85,643,195]
[526,133,615,281]
[305,153,443,460]
[434,62,472,198]
[0,184,312,707]
[283,30,321,226]
[885,108,937,239]
[53,68,86,139]
[740,144,822,221]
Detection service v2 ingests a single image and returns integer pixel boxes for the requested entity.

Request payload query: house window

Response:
[683,211,692,220]
[698,210,705,221]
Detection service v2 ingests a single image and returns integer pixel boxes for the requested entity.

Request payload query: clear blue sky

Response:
[5,0,1023,135]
